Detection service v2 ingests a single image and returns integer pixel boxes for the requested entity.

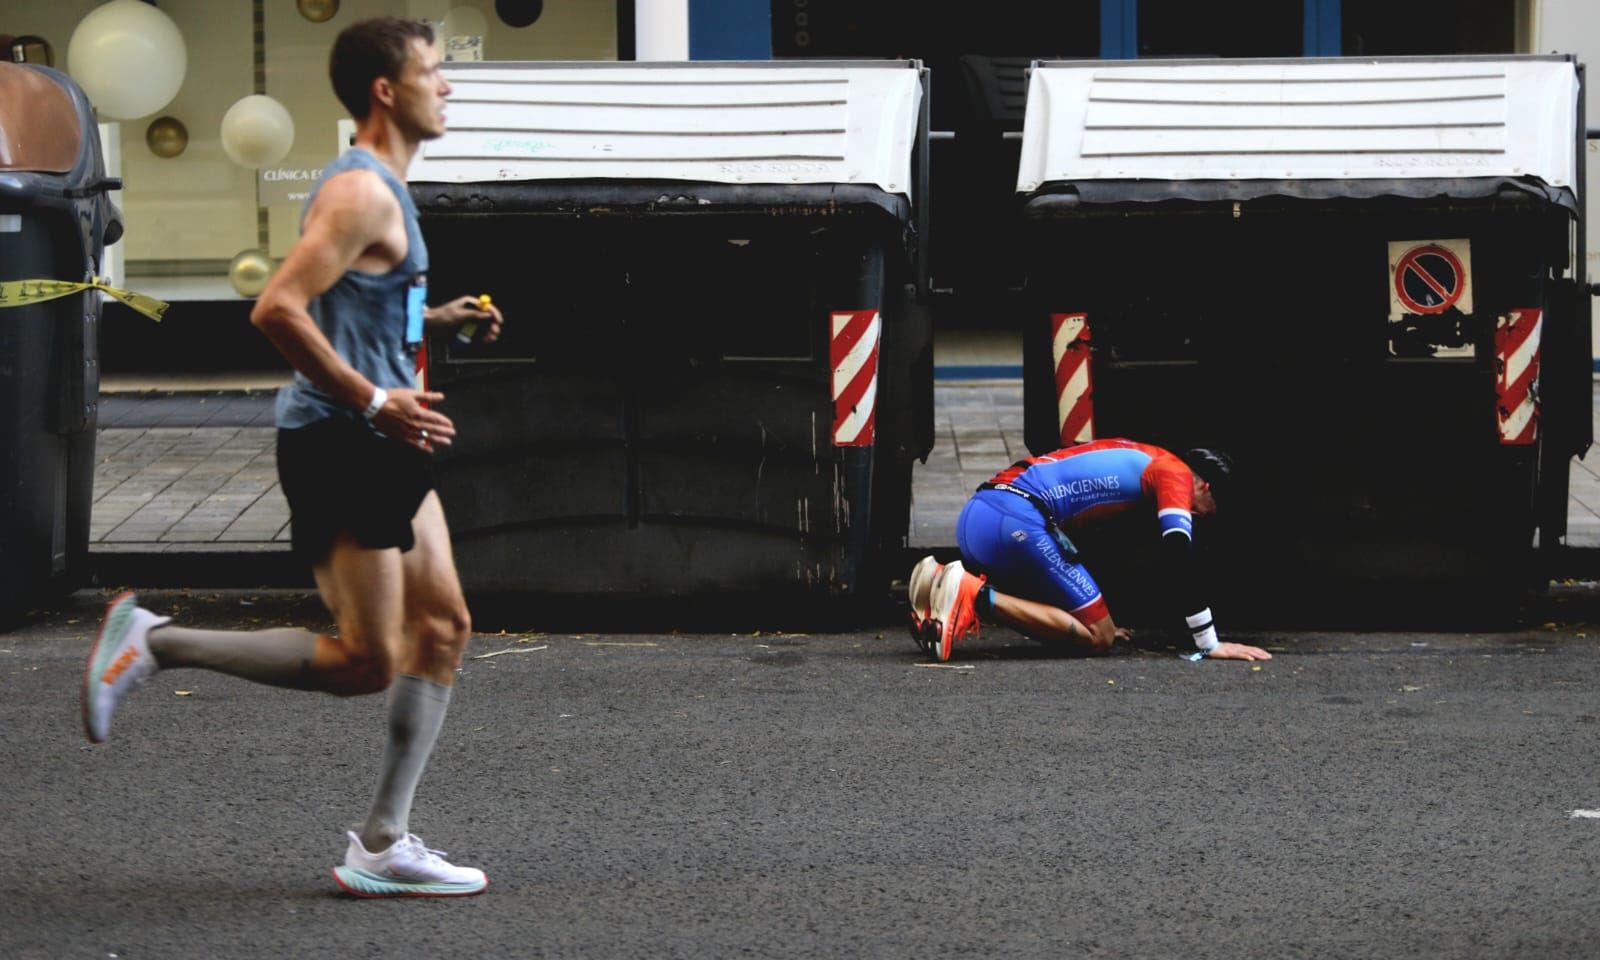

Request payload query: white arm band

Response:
[1186,608,1220,653]
[362,386,388,420]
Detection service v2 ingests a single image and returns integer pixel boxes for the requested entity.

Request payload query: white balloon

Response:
[220,95,296,168]
[67,0,187,120]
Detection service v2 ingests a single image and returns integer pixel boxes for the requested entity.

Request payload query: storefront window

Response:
[4,1,617,300]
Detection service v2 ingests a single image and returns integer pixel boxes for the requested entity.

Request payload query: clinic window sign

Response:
[258,166,324,206]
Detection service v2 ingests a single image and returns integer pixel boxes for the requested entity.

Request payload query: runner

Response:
[81,16,503,897]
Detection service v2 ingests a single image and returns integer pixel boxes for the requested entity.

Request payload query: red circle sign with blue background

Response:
[1394,244,1465,315]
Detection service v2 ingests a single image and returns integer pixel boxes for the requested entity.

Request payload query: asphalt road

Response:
[5,588,1600,959]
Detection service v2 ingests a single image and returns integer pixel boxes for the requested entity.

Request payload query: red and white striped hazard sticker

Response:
[1052,312,1093,446]
[1494,308,1541,445]
[830,310,880,447]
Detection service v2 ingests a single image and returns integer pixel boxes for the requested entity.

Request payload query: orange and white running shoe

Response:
[82,591,168,743]
[926,560,985,663]
[906,555,943,651]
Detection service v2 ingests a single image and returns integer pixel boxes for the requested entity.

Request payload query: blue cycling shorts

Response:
[956,488,1110,624]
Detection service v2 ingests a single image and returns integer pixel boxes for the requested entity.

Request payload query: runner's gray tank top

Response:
[274,147,428,429]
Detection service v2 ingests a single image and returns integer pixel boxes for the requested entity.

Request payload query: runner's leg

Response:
[141,541,404,695]
[359,492,472,851]
[958,491,1118,653]
[986,589,1115,652]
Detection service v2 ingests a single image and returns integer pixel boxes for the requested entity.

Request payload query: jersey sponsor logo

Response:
[1033,534,1097,595]
[1043,474,1123,504]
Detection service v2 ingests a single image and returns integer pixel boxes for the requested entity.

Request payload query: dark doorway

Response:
[1137,0,1302,58]
[771,0,1098,126]
[1343,0,1517,56]
[772,1,1099,327]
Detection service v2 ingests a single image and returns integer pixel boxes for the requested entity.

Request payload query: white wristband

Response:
[362,386,388,420]
[1186,608,1220,653]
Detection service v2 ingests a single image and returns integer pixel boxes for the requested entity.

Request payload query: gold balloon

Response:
[228,249,274,298]
[297,0,340,24]
[145,116,188,158]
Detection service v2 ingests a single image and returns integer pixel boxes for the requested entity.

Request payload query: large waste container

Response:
[1015,56,1590,618]
[0,63,121,624]
[410,60,932,603]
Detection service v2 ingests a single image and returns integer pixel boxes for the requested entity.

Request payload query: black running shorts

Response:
[276,415,434,564]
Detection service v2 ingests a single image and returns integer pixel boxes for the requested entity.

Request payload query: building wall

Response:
[3,1,617,293]
[262,1,617,260]
[6,0,257,266]
[6,1,1595,326]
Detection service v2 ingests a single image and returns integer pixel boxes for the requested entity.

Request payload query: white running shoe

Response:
[332,832,488,898]
[82,591,168,743]
[906,555,943,651]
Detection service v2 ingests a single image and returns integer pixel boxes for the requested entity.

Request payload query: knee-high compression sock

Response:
[147,624,320,688]
[360,675,452,852]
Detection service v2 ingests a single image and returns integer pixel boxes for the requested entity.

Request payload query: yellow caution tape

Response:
[0,277,169,322]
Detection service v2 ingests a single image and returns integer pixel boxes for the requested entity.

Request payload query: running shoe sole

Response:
[927,561,966,662]
[331,865,488,898]
[906,555,941,650]
[928,561,987,663]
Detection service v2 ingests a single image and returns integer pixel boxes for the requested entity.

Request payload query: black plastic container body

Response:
[0,64,120,624]
[1019,188,1586,624]
[417,185,932,605]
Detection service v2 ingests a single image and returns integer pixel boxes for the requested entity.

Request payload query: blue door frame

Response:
[1098,0,1343,58]
[685,2,1342,62]
[1302,0,1343,57]
[688,0,772,60]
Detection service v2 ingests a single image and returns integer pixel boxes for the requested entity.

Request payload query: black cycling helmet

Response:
[1180,447,1233,501]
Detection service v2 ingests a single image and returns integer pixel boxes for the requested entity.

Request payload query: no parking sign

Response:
[1388,239,1473,318]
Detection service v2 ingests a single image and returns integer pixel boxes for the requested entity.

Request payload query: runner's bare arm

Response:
[250,169,399,411]
[250,171,455,447]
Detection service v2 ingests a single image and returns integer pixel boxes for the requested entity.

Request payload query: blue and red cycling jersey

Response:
[985,438,1196,541]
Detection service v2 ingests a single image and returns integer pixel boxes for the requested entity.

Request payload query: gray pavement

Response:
[5,589,1600,958]
[89,381,1600,561]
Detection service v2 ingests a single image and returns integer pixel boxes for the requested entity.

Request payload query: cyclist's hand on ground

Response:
[373,388,456,451]
[1113,626,1134,642]
[1209,641,1272,661]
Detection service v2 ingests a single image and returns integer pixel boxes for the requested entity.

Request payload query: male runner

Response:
[81,17,504,897]
[907,438,1271,663]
